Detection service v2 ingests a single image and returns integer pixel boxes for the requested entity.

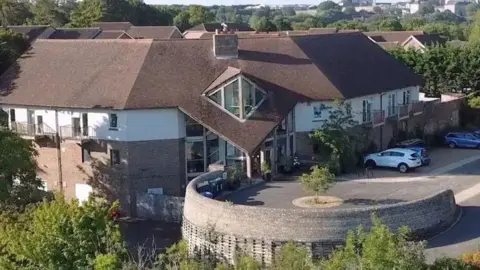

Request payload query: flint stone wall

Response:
[182,171,459,265]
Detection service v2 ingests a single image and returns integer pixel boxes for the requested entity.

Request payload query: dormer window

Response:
[207,76,266,120]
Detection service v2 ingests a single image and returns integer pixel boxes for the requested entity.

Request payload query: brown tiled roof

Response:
[204,67,241,93]
[0,39,151,109]
[187,23,253,32]
[92,22,133,31]
[0,33,422,153]
[126,26,183,39]
[48,28,101,39]
[94,30,132,39]
[409,34,446,47]
[364,31,424,43]
[6,25,55,42]
[308,28,338,35]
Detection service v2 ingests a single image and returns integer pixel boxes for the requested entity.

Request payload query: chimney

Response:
[213,29,238,59]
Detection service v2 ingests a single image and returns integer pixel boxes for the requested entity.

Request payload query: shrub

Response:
[300,165,335,199]
[430,257,477,270]
[271,242,313,270]
[462,251,480,268]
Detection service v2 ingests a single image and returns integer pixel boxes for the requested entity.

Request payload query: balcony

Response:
[398,104,410,120]
[372,110,385,127]
[386,106,398,120]
[59,125,97,141]
[10,122,56,138]
[411,100,424,115]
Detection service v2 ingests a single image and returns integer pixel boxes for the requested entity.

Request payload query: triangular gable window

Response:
[207,76,266,120]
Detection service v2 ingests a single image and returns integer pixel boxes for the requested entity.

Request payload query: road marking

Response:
[455,182,480,204]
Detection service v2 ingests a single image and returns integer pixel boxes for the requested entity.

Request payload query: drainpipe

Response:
[55,109,63,193]
[379,93,385,150]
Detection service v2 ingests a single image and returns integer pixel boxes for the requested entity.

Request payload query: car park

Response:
[364,148,422,173]
[394,139,431,165]
[444,132,480,149]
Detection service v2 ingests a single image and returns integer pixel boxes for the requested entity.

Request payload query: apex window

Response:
[207,76,266,120]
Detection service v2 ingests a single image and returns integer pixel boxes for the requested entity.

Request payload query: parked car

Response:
[364,148,422,173]
[394,139,431,165]
[444,132,480,149]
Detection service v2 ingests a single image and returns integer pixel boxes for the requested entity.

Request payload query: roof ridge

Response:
[36,39,152,43]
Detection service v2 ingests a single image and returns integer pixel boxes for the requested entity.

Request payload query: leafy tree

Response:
[272,242,313,270]
[273,15,292,31]
[418,1,435,16]
[69,0,103,27]
[466,3,480,19]
[317,0,341,13]
[372,6,383,14]
[173,11,191,32]
[376,18,404,31]
[187,5,214,26]
[300,165,335,200]
[0,29,29,56]
[403,15,427,30]
[470,12,480,44]
[329,19,367,31]
[0,130,43,208]
[249,15,276,32]
[0,0,32,26]
[427,10,464,23]
[310,101,370,174]
[321,215,427,270]
[32,0,69,26]
[0,196,126,269]
[281,6,296,17]
[343,6,356,16]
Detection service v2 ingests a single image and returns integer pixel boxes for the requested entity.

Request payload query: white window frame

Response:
[403,90,411,105]
[204,75,267,122]
[388,93,396,116]
[313,105,323,121]
[362,99,372,123]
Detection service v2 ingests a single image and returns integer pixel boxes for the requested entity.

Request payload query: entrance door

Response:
[27,110,34,136]
[72,117,81,137]
[82,113,88,136]
[36,115,43,134]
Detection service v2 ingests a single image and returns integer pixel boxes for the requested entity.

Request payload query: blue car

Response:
[445,132,480,149]
[395,139,431,165]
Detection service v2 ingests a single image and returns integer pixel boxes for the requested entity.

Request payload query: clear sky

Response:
[144,0,319,6]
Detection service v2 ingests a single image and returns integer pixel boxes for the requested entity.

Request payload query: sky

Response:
[144,0,320,6]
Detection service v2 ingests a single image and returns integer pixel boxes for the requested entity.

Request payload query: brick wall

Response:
[35,137,185,216]
[183,171,459,265]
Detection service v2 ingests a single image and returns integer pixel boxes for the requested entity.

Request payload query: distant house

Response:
[48,28,102,39]
[444,0,469,16]
[364,31,446,50]
[93,30,133,40]
[184,23,254,39]
[402,34,446,51]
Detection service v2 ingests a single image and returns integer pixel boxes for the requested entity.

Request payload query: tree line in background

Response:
[1,0,480,38]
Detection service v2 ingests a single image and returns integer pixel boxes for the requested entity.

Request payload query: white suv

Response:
[364,148,422,173]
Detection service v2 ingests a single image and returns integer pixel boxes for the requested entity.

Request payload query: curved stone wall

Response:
[182,170,459,265]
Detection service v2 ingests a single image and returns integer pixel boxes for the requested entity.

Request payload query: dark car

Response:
[394,139,430,165]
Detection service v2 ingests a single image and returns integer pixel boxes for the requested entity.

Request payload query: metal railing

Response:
[398,104,410,119]
[10,122,56,137]
[387,105,398,119]
[59,125,97,140]
[372,110,385,126]
[411,100,424,115]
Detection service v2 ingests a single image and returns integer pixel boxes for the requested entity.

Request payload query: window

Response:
[186,141,204,173]
[82,147,91,163]
[390,152,405,157]
[388,93,396,116]
[313,105,322,120]
[109,113,118,129]
[403,90,411,105]
[207,77,266,120]
[362,100,372,122]
[380,151,391,156]
[110,149,120,165]
[185,115,203,137]
[224,79,240,117]
[446,133,457,138]
[9,109,15,122]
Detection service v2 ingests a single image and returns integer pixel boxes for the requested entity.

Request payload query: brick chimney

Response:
[213,28,238,59]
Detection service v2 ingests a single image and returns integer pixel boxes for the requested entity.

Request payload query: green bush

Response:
[430,257,477,270]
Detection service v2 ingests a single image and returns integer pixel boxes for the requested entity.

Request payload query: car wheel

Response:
[448,142,456,149]
[365,160,376,168]
[398,163,409,173]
